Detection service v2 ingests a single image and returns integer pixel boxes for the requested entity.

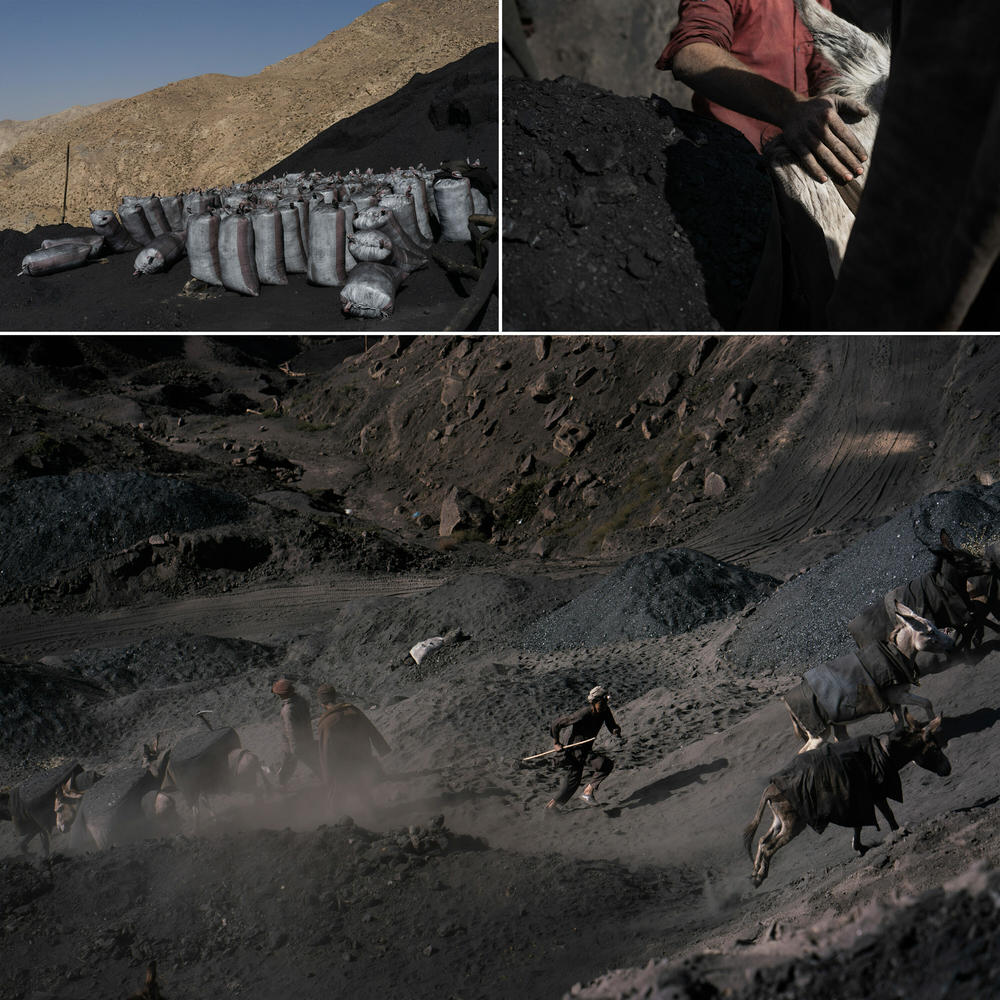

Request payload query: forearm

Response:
[671,42,801,128]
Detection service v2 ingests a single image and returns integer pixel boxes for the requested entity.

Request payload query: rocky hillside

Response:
[0,0,495,232]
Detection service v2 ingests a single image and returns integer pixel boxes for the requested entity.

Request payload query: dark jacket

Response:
[280,692,315,755]
[550,702,621,751]
[317,703,390,784]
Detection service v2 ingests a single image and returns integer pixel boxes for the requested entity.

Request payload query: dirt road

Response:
[0,575,444,658]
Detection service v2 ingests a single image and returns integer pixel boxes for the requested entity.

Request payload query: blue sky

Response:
[1,0,384,121]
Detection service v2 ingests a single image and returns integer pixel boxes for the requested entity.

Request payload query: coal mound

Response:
[502,75,772,331]
[0,472,248,589]
[725,483,1000,675]
[522,547,780,653]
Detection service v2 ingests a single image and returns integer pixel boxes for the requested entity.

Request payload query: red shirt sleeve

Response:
[655,0,738,71]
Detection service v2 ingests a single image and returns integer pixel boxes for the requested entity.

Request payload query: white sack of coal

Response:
[307,205,348,287]
[90,210,137,253]
[137,196,171,238]
[294,199,310,249]
[183,191,218,217]
[133,232,186,275]
[18,243,92,277]
[378,191,428,248]
[186,212,223,286]
[351,194,377,213]
[41,234,105,259]
[434,176,475,241]
[340,262,406,319]
[354,207,428,270]
[341,200,358,270]
[159,195,186,233]
[391,170,434,241]
[251,208,288,286]
[278,204,308,274]
[218,214,260,296]
[348,230,393,262]
[119,202,156,247]
[409,636,445,665]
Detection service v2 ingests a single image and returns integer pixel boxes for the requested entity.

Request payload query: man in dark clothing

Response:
[546,685,627,810]
[316,683,390,816]
[272,678,318,787]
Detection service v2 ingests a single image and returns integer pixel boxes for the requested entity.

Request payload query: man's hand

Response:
[553,742,563,751]
[779,94,870,184]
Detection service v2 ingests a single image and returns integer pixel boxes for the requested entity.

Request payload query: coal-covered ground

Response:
[0,45,497,333]
[4,337,1000,1000]
[502,76,772,332]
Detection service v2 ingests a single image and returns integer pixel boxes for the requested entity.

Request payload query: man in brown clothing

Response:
[316,683,390,816]
[272,678,318,787]
[546,685,627,810]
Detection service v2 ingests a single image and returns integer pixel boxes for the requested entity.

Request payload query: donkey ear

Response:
[903,708,919,730]
[925,715,943,734]
[894,600,925,627]
[59,778,84,799]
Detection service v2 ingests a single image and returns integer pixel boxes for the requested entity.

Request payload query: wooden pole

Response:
[522,737,595,762]
[60,143,69,224]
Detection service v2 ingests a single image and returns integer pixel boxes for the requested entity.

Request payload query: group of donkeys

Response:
[1,714,270,856]
[745,529,1000,885]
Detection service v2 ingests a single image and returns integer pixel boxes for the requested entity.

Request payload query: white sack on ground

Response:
[18,243,92,277]
[434,176,475,242]
[41,235,105,259]
[251,209,288,286]
[133,232,186,275]
[119,202,156,247]
[185,213,223,286]
[137,196,171,238]
[307,205,348,287]
[340,262,407,319]
[90,210,136,254]
[218,214,259,296]
[278,204,308,274]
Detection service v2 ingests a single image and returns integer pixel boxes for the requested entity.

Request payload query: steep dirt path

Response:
[688,336,958,577]
[0,575,444,658]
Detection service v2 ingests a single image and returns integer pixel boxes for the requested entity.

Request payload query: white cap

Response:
[588,685,607,703]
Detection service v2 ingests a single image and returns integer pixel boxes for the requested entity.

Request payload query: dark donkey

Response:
[744,712,950,886]
[848,529,999,656]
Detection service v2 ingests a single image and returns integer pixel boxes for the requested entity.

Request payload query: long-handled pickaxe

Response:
[522,737,595,762]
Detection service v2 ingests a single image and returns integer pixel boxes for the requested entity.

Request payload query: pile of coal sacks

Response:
[17,163,490,320]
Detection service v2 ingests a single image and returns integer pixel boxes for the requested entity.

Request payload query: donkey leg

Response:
[754,806,805,885]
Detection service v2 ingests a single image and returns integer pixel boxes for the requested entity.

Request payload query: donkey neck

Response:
[888,624,921,660]
[879,732,918,770]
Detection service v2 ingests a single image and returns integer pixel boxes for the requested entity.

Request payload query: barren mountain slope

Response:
[0,0,496,232]
[0,103,115,158]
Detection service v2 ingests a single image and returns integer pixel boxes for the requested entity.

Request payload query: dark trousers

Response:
[553,751,614,805]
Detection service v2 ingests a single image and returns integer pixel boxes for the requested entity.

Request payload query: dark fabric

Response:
[782,679,829,736]
[858,640,919,686]
[317,702,390,788]
[549,701,621,746]
[828,7,1000,329]
[771,735,901,833]
[553,752,615,806]
[655,0,837,151]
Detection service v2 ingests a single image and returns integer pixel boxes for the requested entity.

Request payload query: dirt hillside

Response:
[0,0,496,233]
[2,335,1000,1000]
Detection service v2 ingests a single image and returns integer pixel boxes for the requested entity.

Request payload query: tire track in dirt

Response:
[688,336,956,577]
[0,575,445,659]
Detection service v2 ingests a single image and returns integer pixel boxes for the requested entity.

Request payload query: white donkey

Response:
[782,601,955,752]
[766,0,891,273]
